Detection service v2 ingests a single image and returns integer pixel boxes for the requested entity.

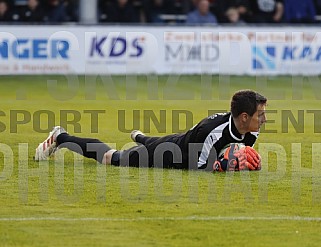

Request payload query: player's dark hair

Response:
[230,90,267,117]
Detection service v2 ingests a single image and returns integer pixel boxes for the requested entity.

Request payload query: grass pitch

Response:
[0,75,321,246]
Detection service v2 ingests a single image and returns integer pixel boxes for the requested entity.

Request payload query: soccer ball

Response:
[214,143,261,172]
[218,143,245,160]
[216,143,246,171]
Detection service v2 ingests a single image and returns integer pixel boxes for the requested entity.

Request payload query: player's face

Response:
[248,104,267,132]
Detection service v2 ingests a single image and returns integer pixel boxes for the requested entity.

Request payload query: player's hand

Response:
[213,160,224,172]
[213,144,261,172]
[234,146,261,170]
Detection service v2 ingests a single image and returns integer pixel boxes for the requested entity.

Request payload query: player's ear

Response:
[240,112,249,122]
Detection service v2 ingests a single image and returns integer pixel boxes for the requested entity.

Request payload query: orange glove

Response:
[213,160,224,172]
[234,146,261,171]
[213,143,242,172]
[213,144,261,172]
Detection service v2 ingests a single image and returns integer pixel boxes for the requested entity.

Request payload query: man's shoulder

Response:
[186,10,199,20]
[207,112,230,122]
[191,112,230,141]
[207,13,217,22]
[197,112,230,130]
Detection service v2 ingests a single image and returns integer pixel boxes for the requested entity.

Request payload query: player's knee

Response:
[102,149,117,165]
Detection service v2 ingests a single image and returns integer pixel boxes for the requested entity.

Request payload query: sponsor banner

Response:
[249,30,321,75]
[0,26,320,75]
[84,28,158,74]
[0,27,83,74]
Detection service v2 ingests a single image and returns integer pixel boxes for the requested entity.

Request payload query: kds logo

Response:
[89,36,144,58]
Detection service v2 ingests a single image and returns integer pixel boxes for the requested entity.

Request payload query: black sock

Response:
[56,133,111,164]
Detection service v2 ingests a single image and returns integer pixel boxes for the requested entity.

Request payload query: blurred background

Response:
[0,0,320,25]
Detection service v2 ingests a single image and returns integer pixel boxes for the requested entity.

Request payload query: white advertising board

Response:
[0,25,320,75]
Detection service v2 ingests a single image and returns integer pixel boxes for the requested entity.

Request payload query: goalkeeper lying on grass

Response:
[35,90,267,172]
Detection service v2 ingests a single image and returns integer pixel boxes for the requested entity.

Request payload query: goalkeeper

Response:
[35,90,267,171]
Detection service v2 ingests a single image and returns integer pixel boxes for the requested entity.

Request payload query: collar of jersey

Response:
[229,115,244,141]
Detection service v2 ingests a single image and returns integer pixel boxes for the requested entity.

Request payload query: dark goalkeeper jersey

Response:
[178,112,258,168]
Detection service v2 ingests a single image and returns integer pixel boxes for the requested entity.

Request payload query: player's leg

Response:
[56,133,115,164]
[130,130,161,145]
[131,131,185,168]
[34,126,115,164]
[105,145,150,168]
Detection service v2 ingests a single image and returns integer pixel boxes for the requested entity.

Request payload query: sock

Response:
[111,151,121,166]
[56,133,111,164]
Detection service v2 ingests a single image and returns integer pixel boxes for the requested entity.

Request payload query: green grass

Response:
[0,75,321,246]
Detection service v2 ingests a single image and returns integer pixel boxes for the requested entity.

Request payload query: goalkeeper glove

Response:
[234,146,261,171]
[213,144,261,172]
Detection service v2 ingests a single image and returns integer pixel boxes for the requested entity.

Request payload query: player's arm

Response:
[273,1,284,22]
[196,131,219,170]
